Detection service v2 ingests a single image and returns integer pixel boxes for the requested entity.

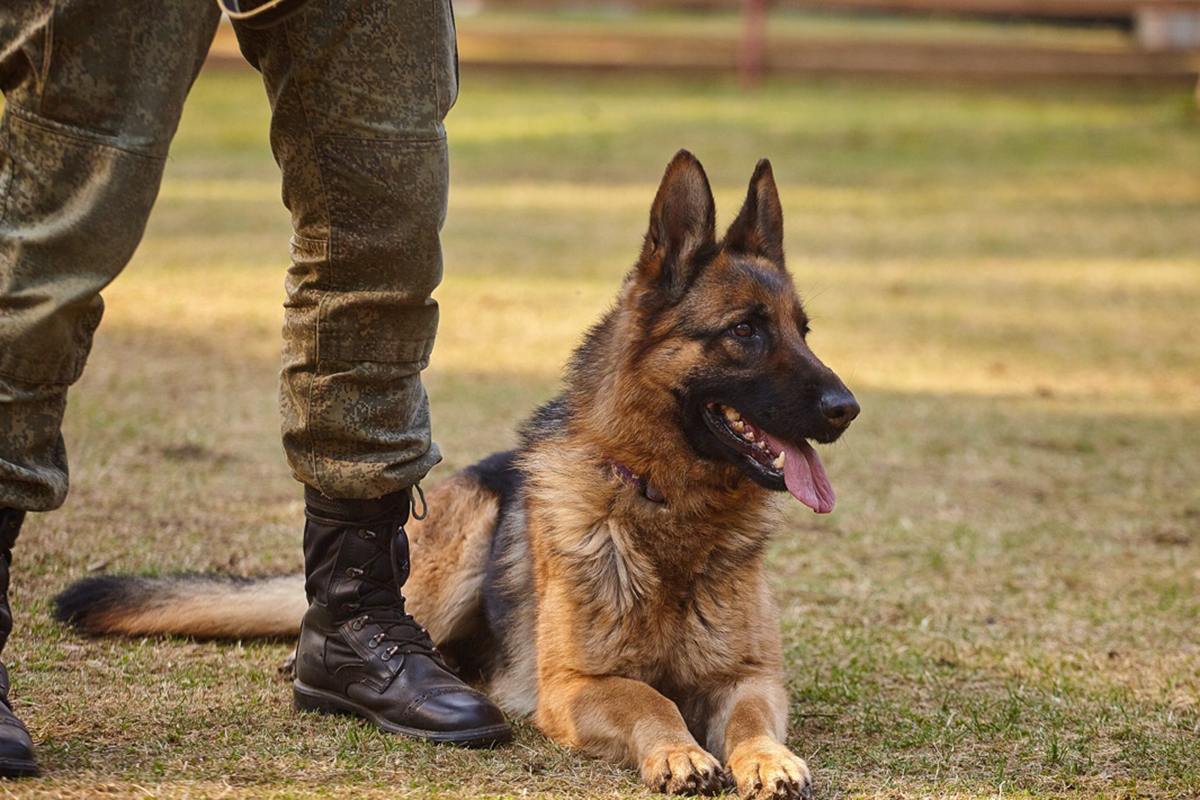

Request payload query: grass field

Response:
[6,66,1200,798]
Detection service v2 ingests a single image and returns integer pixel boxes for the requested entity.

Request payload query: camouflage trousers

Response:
[0,0,457,511]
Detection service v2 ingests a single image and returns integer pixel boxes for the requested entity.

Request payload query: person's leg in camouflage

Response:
[232,1,510,744]
[0,0,223,776]
[0,508,35,776]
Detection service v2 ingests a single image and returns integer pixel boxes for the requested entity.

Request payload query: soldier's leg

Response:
[0,0,222,776]
[232,0,509,744]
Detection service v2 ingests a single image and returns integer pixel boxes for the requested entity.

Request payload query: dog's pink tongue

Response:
[762,434,835,514]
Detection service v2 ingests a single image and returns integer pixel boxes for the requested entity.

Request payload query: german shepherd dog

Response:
[56,151,859,799]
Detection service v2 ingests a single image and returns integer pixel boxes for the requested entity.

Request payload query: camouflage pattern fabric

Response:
[0,0,456,510]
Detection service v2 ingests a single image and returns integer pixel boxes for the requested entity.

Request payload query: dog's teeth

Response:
[773,451,786,469]
[723,407,742,423]
[743,430,755,442]
[732,420,746,433]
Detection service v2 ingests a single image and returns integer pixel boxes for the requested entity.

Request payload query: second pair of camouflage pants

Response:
[0,0,457,511]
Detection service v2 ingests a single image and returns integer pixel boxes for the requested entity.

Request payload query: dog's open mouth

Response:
[703,403,836,514]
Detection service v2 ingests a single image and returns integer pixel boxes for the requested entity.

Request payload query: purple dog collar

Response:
[612,461,666,504]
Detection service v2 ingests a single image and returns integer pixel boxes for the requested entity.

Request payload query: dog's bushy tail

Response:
[53,574,307,639]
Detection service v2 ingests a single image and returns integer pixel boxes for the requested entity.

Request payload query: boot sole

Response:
[293,681,512,747]
[0,757,38,779]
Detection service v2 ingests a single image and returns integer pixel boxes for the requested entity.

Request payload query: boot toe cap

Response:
[407,686,511,744]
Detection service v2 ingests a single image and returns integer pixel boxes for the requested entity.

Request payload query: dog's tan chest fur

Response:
[523,450,780,692]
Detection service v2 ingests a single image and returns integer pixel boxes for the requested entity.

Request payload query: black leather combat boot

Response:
[0,509,37,778]
[293,488,511,746]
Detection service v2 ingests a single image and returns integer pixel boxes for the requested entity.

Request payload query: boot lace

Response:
[344,546,441,661]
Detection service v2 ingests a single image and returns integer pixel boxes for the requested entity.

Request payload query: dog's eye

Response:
[731,322,755,338]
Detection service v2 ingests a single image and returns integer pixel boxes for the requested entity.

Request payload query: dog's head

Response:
[614,150,859,513]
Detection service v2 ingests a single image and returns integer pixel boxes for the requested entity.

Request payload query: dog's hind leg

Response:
[402,472,501,661]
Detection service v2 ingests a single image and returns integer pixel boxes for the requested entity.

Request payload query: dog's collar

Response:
[612,461,666,504]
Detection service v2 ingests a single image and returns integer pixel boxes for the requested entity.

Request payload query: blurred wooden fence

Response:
[210,0,1200,83]
[463,0,1200,82]
[487,0,1173,19]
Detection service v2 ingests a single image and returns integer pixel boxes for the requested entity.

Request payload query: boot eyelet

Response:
[345,567,364,578]
[380,645,400,662]
[347,602,361,611]
[359,529,377,540]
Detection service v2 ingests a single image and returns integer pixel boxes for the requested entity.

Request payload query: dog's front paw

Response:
[727,736,811,800]
[641,741,728,796]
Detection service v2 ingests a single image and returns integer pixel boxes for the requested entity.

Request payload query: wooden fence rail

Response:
[485,0,1199,21]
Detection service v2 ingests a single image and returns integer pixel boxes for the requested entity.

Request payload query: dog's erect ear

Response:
[723,158,785,266]
[639,150,717,295]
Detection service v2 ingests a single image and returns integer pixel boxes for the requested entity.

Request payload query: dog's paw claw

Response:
[641,742,725,796]
[728,736,811,800]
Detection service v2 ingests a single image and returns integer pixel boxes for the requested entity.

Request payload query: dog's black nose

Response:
[820,388,860,428]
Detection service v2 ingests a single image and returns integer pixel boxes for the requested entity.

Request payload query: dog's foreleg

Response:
[537,672,726,796]
[708,674,811,800]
